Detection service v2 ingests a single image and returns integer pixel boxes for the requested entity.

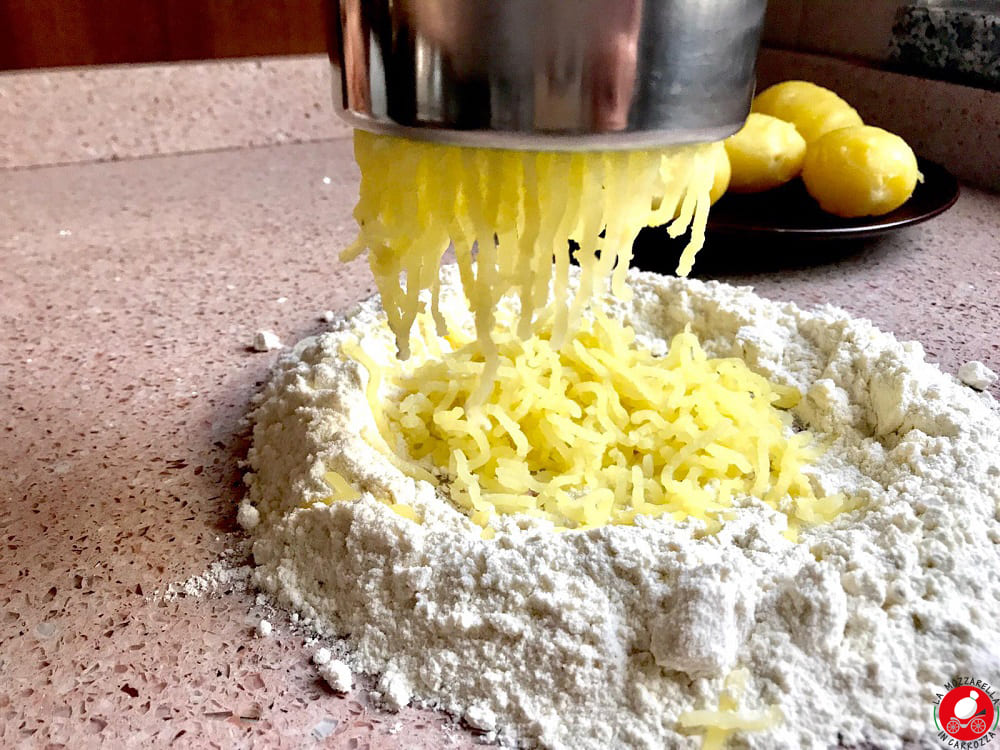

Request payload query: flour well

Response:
[242,265,1000,749]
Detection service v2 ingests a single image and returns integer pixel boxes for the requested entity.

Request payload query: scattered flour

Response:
[464,704,498,733]
[378,669,413,711]
[252,329,283,352]
[236,502,260,530]
[163,545,252,599]
[256,618,273,637]
[240,266,1000,749]
[318,659,354,693]
[313,647,333,666]
[959,360,998,391]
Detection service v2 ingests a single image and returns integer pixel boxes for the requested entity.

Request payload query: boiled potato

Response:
[801,125,920,217]
[752,80,863,143]
[709,143,731,204]
[724,113,807,193]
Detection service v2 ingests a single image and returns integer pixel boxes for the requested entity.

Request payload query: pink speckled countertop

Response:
[2,131,999,747]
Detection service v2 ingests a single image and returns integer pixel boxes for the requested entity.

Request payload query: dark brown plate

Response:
[705,156,959,240]
[628,156,960,276]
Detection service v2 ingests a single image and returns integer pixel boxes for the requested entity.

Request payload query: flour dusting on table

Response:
[241,266,1000,749]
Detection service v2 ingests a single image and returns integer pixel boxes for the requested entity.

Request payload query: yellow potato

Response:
[752,80,863,143]
[801,125,920,218]
[709,143,731,204]
[723,113,807,193]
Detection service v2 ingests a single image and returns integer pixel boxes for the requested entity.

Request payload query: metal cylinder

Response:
[326,0,766,150]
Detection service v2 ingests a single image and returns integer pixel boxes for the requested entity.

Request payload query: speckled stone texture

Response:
[1,135,998,747]
[0,136,472,749]
[757,48,1000,192]
[0,56,349,170]
[891,3,1000,89]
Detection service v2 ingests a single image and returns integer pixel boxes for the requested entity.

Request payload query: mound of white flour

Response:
[241,266,1000,749]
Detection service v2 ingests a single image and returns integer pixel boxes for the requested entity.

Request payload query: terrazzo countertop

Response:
[0,56,349,170]
[3,95,1000,748]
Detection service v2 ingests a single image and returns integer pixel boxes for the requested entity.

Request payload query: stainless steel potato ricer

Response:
[326,0,767,150]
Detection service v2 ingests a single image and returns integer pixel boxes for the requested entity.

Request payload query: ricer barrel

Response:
[327,0,767,150]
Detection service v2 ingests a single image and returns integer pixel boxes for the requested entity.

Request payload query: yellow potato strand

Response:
[678,668,783,750]
[351,310,842,535]
[345,130,716,363]
[341,129,851,541]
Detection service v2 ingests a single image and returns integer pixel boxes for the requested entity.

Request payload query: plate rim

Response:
[705,157,960,239]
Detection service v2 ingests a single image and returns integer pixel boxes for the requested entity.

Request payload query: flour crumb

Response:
[318,659,353,692]
[312,647,332,666]
[650,565,755,677]
[322,310,336,323]
[237,502,260,530]
[164,548,251,599]
[256,618,273,637]
[252,330,282,352]
[958,360,998,390]
[463,704,497,732]
[378,670,412,711]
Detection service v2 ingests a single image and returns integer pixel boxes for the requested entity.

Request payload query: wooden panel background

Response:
[0,0,328,70]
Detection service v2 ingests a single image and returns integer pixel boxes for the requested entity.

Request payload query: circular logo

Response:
[936,684,997,742]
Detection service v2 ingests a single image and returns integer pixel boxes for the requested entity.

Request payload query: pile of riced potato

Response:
[713,80,921,218]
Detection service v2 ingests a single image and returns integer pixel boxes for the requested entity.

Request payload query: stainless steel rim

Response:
[328,0,766,150]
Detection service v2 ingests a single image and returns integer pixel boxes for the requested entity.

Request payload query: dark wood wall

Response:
[0,0,328,70]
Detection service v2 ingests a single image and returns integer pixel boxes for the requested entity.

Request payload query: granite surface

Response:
[2,134,998,747]
[891,3,1000,89]
[0,56,349,170]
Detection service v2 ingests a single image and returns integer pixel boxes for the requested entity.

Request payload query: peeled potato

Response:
[752,80,863,143]
[709,143,731,204]
[801,125,920,217]
[724,113,807,193]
